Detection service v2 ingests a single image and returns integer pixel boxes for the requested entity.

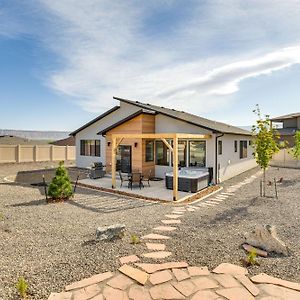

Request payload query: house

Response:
[70,97,256,186]
[270,112,300,147]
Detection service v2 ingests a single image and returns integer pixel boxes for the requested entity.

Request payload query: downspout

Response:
[215,133,224,184]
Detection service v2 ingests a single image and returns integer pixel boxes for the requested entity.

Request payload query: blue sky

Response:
[1,0,300,131]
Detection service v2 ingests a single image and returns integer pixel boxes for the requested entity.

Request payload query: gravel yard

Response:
[0,163,171,299]
[0,163,300,299]
[167,166,300,282]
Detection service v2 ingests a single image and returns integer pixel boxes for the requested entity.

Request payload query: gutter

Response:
[215,133,224,184]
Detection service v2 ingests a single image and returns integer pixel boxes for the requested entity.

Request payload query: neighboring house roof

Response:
[113,97,252,135]
[276,128,299,136]
[69,106,120,136]
[52,136,75,146]
[271,112,300,121]
[98,109,156,135]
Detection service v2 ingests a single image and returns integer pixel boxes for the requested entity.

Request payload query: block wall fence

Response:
[0,145,75,164]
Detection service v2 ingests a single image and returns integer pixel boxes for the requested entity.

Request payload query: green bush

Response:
[48,161,73,200]
[16,277,28,299]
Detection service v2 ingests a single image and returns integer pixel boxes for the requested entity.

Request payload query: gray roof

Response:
[114,97,252,135]
[271,112,300,122]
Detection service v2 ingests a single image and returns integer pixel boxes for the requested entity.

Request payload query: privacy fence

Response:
[270,148,300,169]
[0,145,75,164]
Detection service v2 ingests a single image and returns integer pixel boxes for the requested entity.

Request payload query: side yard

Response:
[0,163,299,299]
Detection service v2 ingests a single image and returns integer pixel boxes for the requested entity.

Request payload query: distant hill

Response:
[0,129,70,141]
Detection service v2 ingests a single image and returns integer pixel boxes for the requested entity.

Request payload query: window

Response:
[155,140,170,166]
[218,140,223,155]
[240,140,248,159]
[234,140,238,152]
[145,140,154,162]
[249,140,252,146]
[80,140,101,157]
[178,140,187,167]
[189,141,206,167]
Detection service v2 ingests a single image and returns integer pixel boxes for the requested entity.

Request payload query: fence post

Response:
[33,145,38,162]
[16,145,21,163]
[50,145,54,161]
[65,145,69,161]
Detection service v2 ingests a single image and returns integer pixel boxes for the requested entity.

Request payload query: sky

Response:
[1,0,300,131]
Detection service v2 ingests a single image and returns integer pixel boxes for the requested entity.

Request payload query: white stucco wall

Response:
[74,102,140,168]
[216,134,257,182]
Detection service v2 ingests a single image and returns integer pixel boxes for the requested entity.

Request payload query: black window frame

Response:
[188,140,206,167]
[218,140,223,155]
[145,140,154,162]
[80,139,101,157]
[240,140,248,159]
[155,140,170,166]
[234,140,238,152]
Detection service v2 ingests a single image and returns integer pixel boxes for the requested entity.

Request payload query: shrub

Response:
[130,234,140,244]
[16,277,28,299]
[48,161,73,201]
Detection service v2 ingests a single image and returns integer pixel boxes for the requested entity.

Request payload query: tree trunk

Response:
[263,168,266,197]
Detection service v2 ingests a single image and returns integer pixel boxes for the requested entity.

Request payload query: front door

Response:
[117,145,132,173]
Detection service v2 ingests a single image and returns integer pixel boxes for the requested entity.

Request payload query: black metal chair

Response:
[118,170,129,187]
[128,172,143,189]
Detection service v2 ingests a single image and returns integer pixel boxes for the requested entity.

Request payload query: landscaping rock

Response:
[96,224,126,241]
[244,225,288,256]
[242,244,268,257]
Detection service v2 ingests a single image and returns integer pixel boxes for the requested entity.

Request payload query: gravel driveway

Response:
[1,163,299,299]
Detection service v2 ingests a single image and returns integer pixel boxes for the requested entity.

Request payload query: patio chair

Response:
[142,169,152,187]
[128,172,143,190]
[118,170,129,188]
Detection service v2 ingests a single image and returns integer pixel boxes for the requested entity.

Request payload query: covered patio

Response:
[110,133,211,201]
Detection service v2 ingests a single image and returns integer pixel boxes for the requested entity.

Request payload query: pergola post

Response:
[111,136,117,189]
[173,134,178,201]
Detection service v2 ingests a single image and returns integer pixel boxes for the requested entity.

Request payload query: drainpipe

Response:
[215,133,224,184]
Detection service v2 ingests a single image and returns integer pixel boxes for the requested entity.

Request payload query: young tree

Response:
[291,131,300,160]
[252,105,280,197]
[48,161,73,201]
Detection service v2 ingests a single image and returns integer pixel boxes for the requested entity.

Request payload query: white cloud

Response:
[3,1,300,114]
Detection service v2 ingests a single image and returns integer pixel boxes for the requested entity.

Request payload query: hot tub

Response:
[165,168,209,193]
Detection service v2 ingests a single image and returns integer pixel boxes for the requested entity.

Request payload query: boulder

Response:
[244,225,288,256]
[96,224,126,241]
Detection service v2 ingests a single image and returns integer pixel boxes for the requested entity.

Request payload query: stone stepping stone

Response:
[216,287,255,300]
[149,270,173,285]
[161,219,181,224]
[149,283,185,299]
[234,275,260,296]
[171,211,184,215]
[65,271,113,291]
[213,274,241,288]
[210,198,223,202]
[154,226,177,232]
[192,277,219,290]
[172,280,197,297]
[128,285,152,300]
[221,192,234,195]
[205,201,220,205]
[213,263,248,275]
[72,284,102,299]
[143,251,172,259]
[119,255,140,265]
[102,286,128,300]
[135,262,188,274]
[203,202,216,206]
[118,264,148,285]
[258,283,300,299]
[190,290,219,300]
[165,214,182,219]
[172,268,190,281]
[187,266,210,276]
[107,274,134,290]
[146,243,166,251]
[250,273,300,291]
[141,233,170,240]
[186,208,195,212]
[242,244,268,257]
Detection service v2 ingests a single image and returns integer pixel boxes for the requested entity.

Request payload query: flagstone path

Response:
[48,171,300,299]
